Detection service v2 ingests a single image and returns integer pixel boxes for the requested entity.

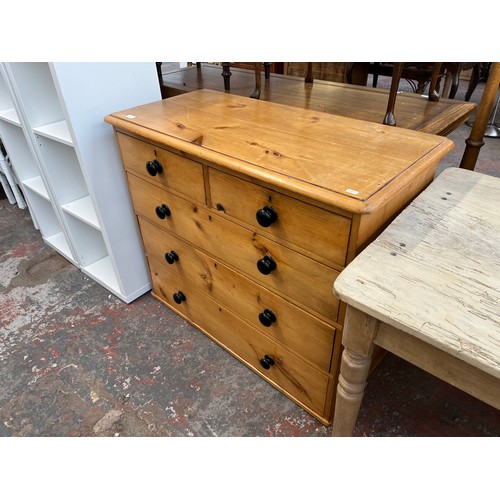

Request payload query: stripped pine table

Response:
[332,167,500,436]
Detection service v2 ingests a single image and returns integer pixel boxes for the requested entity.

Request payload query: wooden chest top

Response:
[104,89,453,213]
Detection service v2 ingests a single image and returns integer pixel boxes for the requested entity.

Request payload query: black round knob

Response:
[259,309,277,327]
[173,291,186,304]
[260,355,275,370]
[164,250,179,265]
[257,255,277,275]
[146,159,163,176]
[256,205,278,227]
[155,204,171,219]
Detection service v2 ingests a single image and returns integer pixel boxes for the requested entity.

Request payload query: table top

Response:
[161,65,476,137]
[334,167,500,378]
[105,89,453,214]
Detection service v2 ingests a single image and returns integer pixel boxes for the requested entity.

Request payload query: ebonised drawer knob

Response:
[259,309,276,327]
[155,204,171,219]
[260,355,275,370]
[257,255,277,275]
[173,291,186,304]
[256,205,278,227]
[164,250,179,265]
[146,159,163,176]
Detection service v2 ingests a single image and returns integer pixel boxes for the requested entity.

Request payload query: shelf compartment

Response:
[62,195,100,229]
[65,215,108,267]
[0,120,40,182]
[23,191,76,263]
[45,232,74,262]
[82,255,120,295]
[65,215,120,295]
[7,63,65,129]
[35,135,89,206]
[33,119,72,146]
[0,72,18,123]
[23,176,49,199]
[0,107,21,126]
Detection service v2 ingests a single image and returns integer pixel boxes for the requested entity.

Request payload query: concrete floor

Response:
[1,75,499,439]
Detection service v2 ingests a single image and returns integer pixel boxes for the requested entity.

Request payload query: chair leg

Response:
[305,62,314,83]
[383,62,403,126]
[428,63,442,102]
[264,62,271,79]
[250,63,262,99]
[373,62,380,87]
[221,63,231,91]
[465,64,481,101]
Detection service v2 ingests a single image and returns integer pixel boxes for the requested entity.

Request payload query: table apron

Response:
[375,322,500,411]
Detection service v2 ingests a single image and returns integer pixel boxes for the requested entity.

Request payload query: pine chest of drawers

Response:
[105,89,453,424]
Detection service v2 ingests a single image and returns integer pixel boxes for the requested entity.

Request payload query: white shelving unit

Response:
[0,62,162,302]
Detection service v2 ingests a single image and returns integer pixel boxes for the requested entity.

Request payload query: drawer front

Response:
[209,168,351,266]
[139,216,335,372]
[149,259,331,418]
[128,174,340,322]
[116,132,206,204]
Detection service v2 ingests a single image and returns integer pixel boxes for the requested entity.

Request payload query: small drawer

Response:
[149,260,331,420]
[128,175,340,322]
[209,168,351,266]
[116,132,206,204]
[138,216,336,372]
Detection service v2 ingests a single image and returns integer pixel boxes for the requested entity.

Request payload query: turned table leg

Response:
[460,62,500,170]
[332,306,379,437]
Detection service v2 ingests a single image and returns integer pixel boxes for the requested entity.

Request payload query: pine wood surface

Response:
[116,132,206,203]
[208,167,351,266]
[160,64,475,136]
[126,173,341,324]
[149,259,332,421]
[107,91,457,424]
[105,89,454,214]
[138,216,336,372]
[334,168,500,378]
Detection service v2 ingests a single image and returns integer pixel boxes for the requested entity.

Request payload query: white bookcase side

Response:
[1,62,160,303]
[51,62,160,298]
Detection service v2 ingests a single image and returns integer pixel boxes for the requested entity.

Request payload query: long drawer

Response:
[128,173,341,322]
[139,215,336,372]
[117,132,206,204]
[208,167,351,266]
[148,258,331,419]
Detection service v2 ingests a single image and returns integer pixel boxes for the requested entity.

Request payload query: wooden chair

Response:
[219,63,272,99]
[383,63,443,126]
